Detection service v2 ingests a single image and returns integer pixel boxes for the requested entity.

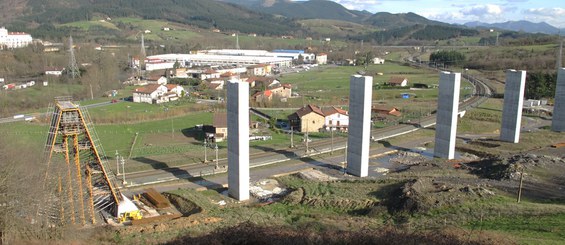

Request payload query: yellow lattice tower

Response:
[43,97,122,225]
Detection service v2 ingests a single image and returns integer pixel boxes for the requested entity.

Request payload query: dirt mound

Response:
[164,221,516,245]
[281,187,377,210]
[390,151,428,165]
[469,153,565,180]
[162,193,203,216]
[386,178,495,214]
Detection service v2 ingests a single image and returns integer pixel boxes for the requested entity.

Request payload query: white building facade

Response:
[0,27,32,49]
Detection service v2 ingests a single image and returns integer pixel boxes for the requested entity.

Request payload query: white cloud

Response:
[461,4,503,17]
[525,7,565,17]
[524,8,565,27]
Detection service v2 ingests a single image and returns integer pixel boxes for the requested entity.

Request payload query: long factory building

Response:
[144,49,306,71]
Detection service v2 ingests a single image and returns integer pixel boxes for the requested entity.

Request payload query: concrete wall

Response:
[227,80,250,201]
[500,70,526,143]
[346,75,373,177]
[552,68,565,132]
[434,72,461,159]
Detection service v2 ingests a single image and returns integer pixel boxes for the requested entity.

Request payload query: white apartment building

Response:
[0,27,33,49]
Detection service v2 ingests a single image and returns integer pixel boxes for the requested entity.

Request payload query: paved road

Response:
[124,137,433,194]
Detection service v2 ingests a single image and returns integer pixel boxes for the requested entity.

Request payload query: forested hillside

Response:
[6,0,302,37]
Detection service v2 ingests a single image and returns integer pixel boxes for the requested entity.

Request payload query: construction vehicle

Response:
[117,194,143,223]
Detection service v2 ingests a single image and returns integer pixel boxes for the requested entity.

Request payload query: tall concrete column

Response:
[347,75,372,177]
[552,68,565,132]
[227,80,249,201]
[500,70,526,143]
[434,72,461,159]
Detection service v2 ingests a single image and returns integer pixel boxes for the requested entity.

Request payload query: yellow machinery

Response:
[118,210,143,223]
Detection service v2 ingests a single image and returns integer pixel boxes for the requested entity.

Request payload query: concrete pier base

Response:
[434,72,461,159]
[346,75,373,177]
[500,70,526,143]
[227,80,249,201]
[552,68,565,132]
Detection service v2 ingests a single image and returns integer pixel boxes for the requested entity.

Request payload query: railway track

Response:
[124,68,494,186]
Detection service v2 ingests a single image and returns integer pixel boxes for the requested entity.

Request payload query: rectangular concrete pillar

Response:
[434,72,461,159]
[552,68,565,132]
[227,80,249,201]
[500,70,526,143]
[347,75,372,177]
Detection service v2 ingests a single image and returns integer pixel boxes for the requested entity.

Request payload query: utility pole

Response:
[290,126,294,148]
[330,127,334,155]
[203,138,208,162]
[214,144,219,169]
[343,144,347,174]
[121,156,126,185]
[517,166,524,203]
[115,150,120,175]
[89,83,94,100]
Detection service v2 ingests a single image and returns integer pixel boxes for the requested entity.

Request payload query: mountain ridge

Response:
[464,20,564,35]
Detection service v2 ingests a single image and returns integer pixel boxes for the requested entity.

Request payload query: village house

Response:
[200,69,221,80]
[373,57,385,64]
[202,79,224,90]
[322,106,349,131]
[372,105,402,119]
[220,71,240,81]
[388,76,408,87]
[133,83,185,104]
[165,84,186,97]
[132,84,168,104]
[44,67,65,76]
[270,83,292,99]
[316,53,328,65]
[246,64,271,76]
[249,77,280,89]
[287,104,326,133]
[252,90,272,103]
[204,113,257,142]
[146,74,168,85]
[212,113,228,141]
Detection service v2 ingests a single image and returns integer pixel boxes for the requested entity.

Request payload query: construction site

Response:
[41,97,187,226]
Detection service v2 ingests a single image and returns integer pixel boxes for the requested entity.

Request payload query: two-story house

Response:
[132,84,168,104]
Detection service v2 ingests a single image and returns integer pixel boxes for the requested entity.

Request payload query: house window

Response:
[312,120,315,124]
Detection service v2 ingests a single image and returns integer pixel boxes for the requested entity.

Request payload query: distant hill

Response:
[364,12,449,30]
[362,24,479,45]
[465,21,563,35]
[4,0,302,38]
[219,0,372,22]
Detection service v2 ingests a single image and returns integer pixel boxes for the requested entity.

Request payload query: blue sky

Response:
[303,0,565,27]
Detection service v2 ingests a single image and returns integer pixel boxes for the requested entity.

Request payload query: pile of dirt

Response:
[281,187,378,210]
[164,221,515,245]
[162,193,203,217]
[468,153,565,181]
[386,178,495,214]
[250,179,288,201]
[390,152,428,165]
